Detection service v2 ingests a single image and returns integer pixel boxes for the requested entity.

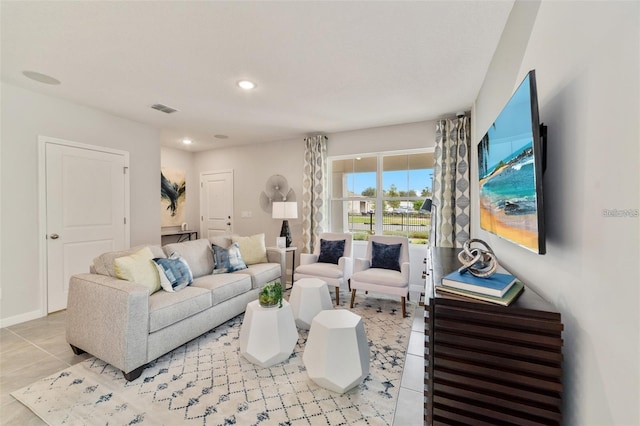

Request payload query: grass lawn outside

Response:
[348,213,431,244]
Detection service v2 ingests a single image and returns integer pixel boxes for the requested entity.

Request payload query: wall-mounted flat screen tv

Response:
[478,70,546,254]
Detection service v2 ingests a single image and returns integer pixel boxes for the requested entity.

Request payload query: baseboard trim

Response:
[0,309,45,328]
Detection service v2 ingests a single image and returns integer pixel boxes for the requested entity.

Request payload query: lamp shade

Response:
[420,198,433,212]
[272,201,298,219]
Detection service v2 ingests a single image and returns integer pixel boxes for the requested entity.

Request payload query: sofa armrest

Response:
[400,261,410,282]
[299,253,318,266]
[338,256,354,281]
[266,247,286,284]
[66,273,150,375]
[354,258,370,273]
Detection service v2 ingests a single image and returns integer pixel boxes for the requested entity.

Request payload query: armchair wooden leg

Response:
[350,289,357,308]
[335,286,340,306]
[401,296,406,318]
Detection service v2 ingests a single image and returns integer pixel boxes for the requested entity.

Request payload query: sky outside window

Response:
[347,169,433,196]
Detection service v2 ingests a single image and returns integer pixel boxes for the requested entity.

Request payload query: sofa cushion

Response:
[234,263,282,289]
[148,286,212,333]
[295,262,343,279]
[153,253,193,292]
[93,245,165,277]
[163,239,214,278]
[232,233,268,265]
[212,243,247,274]
[113,247,161,293]
[352,267,407,287]
[191,273,252,305]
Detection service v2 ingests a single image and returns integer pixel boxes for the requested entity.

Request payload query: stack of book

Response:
[436,270,524,306]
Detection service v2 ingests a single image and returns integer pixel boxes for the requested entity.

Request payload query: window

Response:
[329,150,434,244]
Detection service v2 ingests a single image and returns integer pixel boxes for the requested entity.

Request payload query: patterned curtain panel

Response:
[301,135,328,253]
[431,116,470,248]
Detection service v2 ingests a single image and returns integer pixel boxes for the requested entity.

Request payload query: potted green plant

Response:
[259,282,283,308]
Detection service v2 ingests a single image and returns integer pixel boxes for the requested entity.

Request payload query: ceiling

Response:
[1,1,514,152]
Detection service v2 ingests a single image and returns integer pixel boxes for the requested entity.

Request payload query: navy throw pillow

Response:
[371,241,402,272]
[317,239,346,264]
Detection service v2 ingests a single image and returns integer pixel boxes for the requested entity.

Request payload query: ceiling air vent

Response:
[151,103,178,114]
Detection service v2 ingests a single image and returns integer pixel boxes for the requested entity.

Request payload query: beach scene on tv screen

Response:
[478,75,539,252]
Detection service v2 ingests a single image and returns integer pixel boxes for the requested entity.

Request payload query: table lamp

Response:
[272,201,298,247]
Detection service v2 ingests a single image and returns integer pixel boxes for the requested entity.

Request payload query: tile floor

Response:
[0,301,425,425]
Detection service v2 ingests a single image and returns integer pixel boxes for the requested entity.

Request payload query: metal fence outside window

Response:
[347,212,431,244]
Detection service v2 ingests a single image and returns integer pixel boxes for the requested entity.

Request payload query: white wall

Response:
[160,147,199,245]
[472,2,639,424]
[0,82,161,326]
[194,138,306,250]
[328,120,435,157]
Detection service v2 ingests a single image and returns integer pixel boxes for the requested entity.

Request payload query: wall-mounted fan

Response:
[259,174,296,213]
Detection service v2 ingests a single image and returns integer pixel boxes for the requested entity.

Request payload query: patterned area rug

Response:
[12,290,415,425]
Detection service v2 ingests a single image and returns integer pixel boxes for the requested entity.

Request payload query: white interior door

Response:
[200,170,234,238]
[44,139,129,312]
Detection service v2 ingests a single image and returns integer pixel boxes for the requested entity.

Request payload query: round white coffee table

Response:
[239,299,298,368]
[302,309,370,394]
[289,278,333,329]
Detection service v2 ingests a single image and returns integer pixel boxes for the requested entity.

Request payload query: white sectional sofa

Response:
[66,236,285,381]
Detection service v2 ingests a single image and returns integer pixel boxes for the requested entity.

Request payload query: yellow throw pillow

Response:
[232,233,268,265]
[114,247,161,293]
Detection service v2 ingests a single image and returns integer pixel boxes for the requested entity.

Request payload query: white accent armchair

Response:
[294,233,353,305]
[349,235,410,317]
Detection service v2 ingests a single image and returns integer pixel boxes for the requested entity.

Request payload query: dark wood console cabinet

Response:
[424,247,563,425]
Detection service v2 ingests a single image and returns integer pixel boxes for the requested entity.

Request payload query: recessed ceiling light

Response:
[237,80,256,90]
[182,138,192,145]
[214,134,229,139]
[22,70,61,85]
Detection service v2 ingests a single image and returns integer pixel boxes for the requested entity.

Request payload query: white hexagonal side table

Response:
[289,278,333,330]
[303,309,370,394]
[239,300,298,368]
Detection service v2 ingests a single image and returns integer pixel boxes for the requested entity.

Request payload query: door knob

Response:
[49,233,59,240]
